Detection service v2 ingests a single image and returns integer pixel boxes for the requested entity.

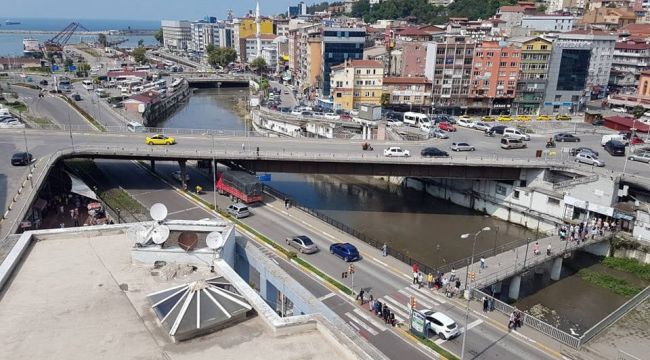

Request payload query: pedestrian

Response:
[488,296,494,312]
[368,294,374,311]
[508,311,516,330]
[389,311,395,327]
[413,271,418,285]
[382,243,387,257]
[241,143,245,152]
[284,198,289,210]
[533,241,540,255]
[383,306,390,324]
[60,223,65,228]
[59,204,65,214]
[256,146,260,156]
[417,272,424,289]
[591,227,597,240]
[450,268,456,281]
[480,257,486,270]
[69,208,75,220]
[546,244,552,256]
[427,272,434,289]
[356,289,365,305]
[455,279,461,291]
[412,263,419,275]
[482,296,489,312]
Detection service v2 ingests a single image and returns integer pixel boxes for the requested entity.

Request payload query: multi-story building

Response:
[161,20,191,50]
[520,15,576,33]
[243,34,278,63]
[610,40,650,94]
[288,22,322,94]
[382,76,433,111]
[232,17,274,60]
[580,8,637,31]
[543,30,617,114]
[424,36,476,114]
[468,41,522,114]
[400,41,429,77]
[321,27,366,96]
[330,60,384,110]
[275,17,290,38]
[511,37,552,115]
[190,21,230,54]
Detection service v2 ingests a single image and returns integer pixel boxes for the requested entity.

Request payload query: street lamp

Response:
[459,226,491,360]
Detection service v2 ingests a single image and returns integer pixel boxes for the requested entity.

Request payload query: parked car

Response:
[11,152,33,166]
[604,140,626,156]
[500,138,526,149]
[554,133,580,142]
[473,122,491,131]
[569,147,599,157]
[456,118,474,128]
[39,79,48,86]
[145,134,176,145]
[421,147,449,158]
[575,152,605,166]
[386,118,403,127]
[384,146,410,157]
[592,119,605,126]
[497,115,513,122]
[227,203,251,219]
[438,122,456,132]
[71,93,82,101]
[171,170,190,182]
[612,107,628,113]
[431,129,449,139]
[329,242,360,262]
[481,116,494,122]
[421,310,460,340]
[628,151,650,163]
[286,235,318,254]
[515,115,531,121]
[451,142,475,151]
[601,134,627,146]
[503,127,530,141]
[537,115,552,121]
[555,114,572,121]
[0,119,25,128]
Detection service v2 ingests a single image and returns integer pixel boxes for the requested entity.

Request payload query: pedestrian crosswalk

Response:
[341,284,453,338]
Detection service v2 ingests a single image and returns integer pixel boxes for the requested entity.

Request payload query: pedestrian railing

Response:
[617,350,643,360]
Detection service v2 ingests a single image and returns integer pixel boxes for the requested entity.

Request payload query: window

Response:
[541,45,548,50]
[510,62,517,67]
[513,190,520,200]
[547,197,560,206]
[487,51,494,57]
[526,45,533,50]
[501,52,508,57]
[496,184,507,196]
[336,93,342,98]
[499,62,506,67]
[404,96,411,101]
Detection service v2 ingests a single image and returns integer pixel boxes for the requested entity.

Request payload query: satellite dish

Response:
[206,231,224,249]
[150,203,168,222]
[151,225,170,245]
[127,224,149,246]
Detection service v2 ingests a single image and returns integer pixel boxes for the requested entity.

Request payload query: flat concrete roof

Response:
[0,233,347,360]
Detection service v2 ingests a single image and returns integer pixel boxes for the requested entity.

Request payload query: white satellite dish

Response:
[206,231,224,249]
[127,224,149,246]
[151,225,171,245]
[150,203,168,222]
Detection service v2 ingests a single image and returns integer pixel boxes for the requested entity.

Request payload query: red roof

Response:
[383,76,431,85]
[397,28,431,37]
[499,6,525,13]
[615,42,650,50]
[349,60,384,68]
[128,91,160,104]
[604,116,650,132]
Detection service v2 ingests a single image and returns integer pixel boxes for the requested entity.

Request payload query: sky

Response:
[4,0,304,21]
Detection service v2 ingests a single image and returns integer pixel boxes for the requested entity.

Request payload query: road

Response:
[269,80,298,108]
[90,157,559,360]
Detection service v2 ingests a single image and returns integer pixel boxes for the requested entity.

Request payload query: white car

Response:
[612,107,627,113]
[456,118,475,128]
[323,113,339,120]
[386,118,403,127]
[473,122,491,131]
[0,119,25,128]
[421,310,459,340]
[451,142,475,151]
[171,170,191,182]
[575,153,604,167]
[383,146,410,157]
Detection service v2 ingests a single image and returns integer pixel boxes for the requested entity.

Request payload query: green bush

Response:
[578,269,642,298]
[602,257,650,281]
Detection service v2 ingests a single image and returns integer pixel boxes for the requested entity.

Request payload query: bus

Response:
[135,65,151,71]
[82,80,94,91]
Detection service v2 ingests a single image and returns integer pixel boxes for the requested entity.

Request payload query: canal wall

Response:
[142,79,191,127]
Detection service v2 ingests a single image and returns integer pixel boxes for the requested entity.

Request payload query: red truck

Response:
[216,171,263,204]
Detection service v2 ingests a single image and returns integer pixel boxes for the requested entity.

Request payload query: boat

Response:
[5,20,21,25]
[23,38,41,56]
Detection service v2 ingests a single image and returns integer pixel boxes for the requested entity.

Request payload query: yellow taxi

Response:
[556,114,572,121]
[459,115,472,120]
[516,115,531,121]
[537,115,552,121]
[145,134,176,145]
[481,116,494,122]
[497,115,513,122]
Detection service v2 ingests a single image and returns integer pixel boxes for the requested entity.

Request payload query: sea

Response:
[0,17,160,56]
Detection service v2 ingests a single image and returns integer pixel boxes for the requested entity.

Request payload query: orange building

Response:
[468,41,521,115]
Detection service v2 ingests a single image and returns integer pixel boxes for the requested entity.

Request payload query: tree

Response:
[132,47,147,64]
[632,105,645,119]
[64,58,74,68]
[205,44,216,54]
[154,28,164,45]
[138,39,144,47]
[250,57,267,75]
[77,62,91,77]
[98,33,108,47]
[207,47,237,68]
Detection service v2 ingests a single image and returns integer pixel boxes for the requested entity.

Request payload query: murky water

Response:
[159,89,247,131]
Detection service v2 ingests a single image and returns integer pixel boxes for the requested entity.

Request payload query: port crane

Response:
[43,22,89,53]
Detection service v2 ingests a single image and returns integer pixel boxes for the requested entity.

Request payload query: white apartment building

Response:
[244,34,278,63]
[161,20,191,50]
[520,15,576,32]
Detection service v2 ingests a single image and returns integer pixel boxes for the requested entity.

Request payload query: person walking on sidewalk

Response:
[533,241,540,255]
[417,272,424,289]
[427,272,434,289]
[381,243,387,257]
[412,263,419,285]
[546,244,552,256]
[356,289,365,305]
[480,257,486,270]
[482,296,489,312]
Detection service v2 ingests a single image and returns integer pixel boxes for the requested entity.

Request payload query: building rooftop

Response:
[0,229,357,360]
[615,41,650,50]
[383,76,431,84]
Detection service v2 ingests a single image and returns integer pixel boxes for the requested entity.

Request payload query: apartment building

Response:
[511,37,552,115]
[424,36,476,114]
[232,17,274,60]
[243,34,278,63]
[468,41,522,114]
[382,76,433,111]
[610,40,650,94]
[161,20,191,50]
[543,30,617,114]
[189,21,232,54]
[520,15,576,33]
[288,22,322,93]
[321,27,366,96]
[330,60,384,110]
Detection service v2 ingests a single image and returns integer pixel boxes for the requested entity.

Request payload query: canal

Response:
[169,87,632,334]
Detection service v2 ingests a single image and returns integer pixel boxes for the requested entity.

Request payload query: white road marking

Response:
[434,338,446,345]
[270,258,279,265]
[460,319,484,333]
[318,293,336,301]
[166,206,200,215]
[353,308,387,332]
[347,320,360,332]
[409,284,448,304]
[345,312,378,336]
[380,295,410,320]
[370,257,389,267]
[321,231,335,239]
[400,288,436,308]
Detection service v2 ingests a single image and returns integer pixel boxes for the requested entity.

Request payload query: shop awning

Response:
[65,171,98,201]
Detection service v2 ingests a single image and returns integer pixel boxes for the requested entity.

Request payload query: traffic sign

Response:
[51,65,59,72]
[257,173,272,181]
[67,65,77,72]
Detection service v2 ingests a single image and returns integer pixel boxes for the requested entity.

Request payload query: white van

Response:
[503,127,530,141]
[403,112,432,131]
[127,121,145,133]
[601,134,627,146]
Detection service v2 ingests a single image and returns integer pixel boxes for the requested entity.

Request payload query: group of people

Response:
[369,298,396,326]
[508,310,524,330]
[532,241,552,256]
[559,218,612,243]
[410,263,462,298]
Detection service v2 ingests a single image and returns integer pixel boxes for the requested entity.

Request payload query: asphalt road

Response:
[90,158,557,360]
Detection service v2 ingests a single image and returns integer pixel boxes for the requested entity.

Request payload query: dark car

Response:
[554,133,581,142]
[329,242,360,262]
[592,119,604,126]
[486,125,507,136]
[604,140,626,156]
[39,79,48,86]
[569,147,599,157]
[421,147,450,158]
[11,152,33,166]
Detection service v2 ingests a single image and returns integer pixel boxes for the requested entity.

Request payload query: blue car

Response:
[329,243,360,262]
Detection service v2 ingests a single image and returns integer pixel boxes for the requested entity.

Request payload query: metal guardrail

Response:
[552,174,600,190]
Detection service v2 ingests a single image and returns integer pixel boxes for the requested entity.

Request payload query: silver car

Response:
[431,129,449,139]
[628,151,650,163]
[575,153,604,167]
[286,235,318,254]
[451,142,475,151]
